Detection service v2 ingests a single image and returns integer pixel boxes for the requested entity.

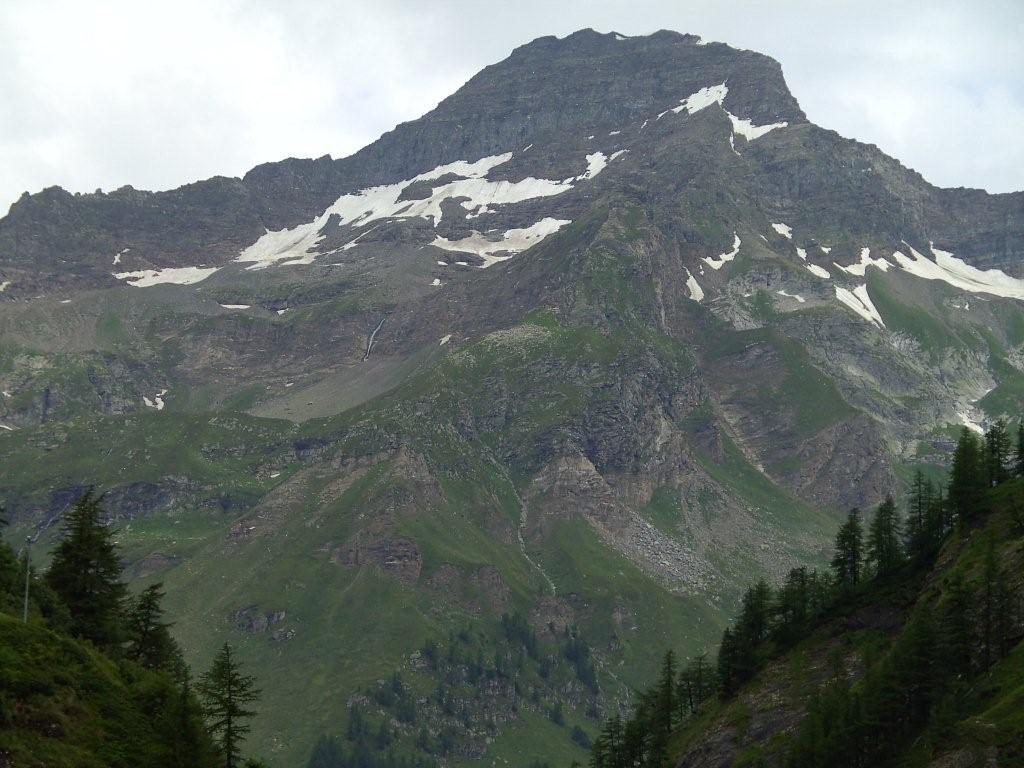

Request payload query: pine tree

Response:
[984,418,1012,486]
[44,489,127,647]
[979,537,1014,669]
[198,643,261,768]
[831,508,864,590]
[949,428,986,522]
[866,495,903,579]
[904,470,935,560]
[938,572,972,677]
[307,741,343,768]
[1015,422,1024,477]
[773,567,810,647]
[125,581,186,677]
[677,654,710,716]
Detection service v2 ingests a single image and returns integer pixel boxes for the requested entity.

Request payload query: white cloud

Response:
[0,0,1020,216]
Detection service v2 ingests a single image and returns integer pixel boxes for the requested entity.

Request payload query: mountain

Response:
[0,28,1022,767]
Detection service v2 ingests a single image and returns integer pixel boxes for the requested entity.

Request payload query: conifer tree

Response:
[126,581,186,677]
[938,572,972,676]
[677,654,710,716]
[904,470,935,560]
[949,428,986,522]
[198,643,261,768]
[831,508,864,590]
[1015,422,1024,477]
[984,418,1012,486]
[44,489,126,647]
[979,538,1014,669]
[866,495,903,579]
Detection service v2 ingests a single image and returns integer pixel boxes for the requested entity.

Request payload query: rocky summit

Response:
[1,28,1022,767]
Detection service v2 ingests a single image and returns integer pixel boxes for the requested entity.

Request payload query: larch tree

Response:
[198,643,261,768]
[44,489,126,648]
[831,508,864,590]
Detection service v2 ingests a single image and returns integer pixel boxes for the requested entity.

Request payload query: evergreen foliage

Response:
[590,431,1023,768]
[198,643,262,768]
[830,508,863,590]
[44,489,127,648]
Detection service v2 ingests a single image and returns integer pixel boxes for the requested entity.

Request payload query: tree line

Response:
[587,421,1023,768]
[0,489,262,768]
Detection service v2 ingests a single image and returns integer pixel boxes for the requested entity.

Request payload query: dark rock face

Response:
[333,533,423,585]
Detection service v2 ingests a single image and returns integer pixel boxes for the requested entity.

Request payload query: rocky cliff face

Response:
[0,28,1021,767]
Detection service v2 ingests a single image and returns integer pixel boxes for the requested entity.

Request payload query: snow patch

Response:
[609,130,621,136]
[236,150,607,270]
[431,278,442,286]
[796,247,807,260]
[115,266,218,287]
[835,285,884,327]
[729,114,787,141]
[684,268,704,302]
[834,247,892,276]
[820,245,832,254]
[0,281,9,292]
[0,423,14,431]
[771,222,793,239]
[220,304,251,309]
[112,247,129,265]
[659,83,728,119]
[776,290,806,303]
[806,263,831,279]
[143,389,168,410]
[432,218,571,268]
[890,242,1024,300]
[609,149,628,162]
[703,234,740,270]
[439,334,452,346]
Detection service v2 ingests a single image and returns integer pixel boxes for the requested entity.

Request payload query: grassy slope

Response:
[667,480,1024,766]
[0,614,212,768]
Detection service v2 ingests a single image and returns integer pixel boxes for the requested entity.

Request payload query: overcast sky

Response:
[1,0,1022,215]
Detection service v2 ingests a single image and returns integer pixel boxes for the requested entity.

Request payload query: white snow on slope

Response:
[432,218,571,268]
[890,243,1024,300]
[115,266,218,287]
[835,285,884,327]
[439,334,452,345]
[796,247,807,260]
[579,152,608,179]
[820,246,832,254]
[684,268,704,302]
[771,222,793,239]
[703,233,741,270]
[806,263,832,279]
[834,247,892,276]
[143,388,168,410]
[609,149,629,162]
[0,281,9,292]
[659,83,728,119]
[236,150,611,270]
[609,130,621,136]
[220,304,251,309]
[0,424,14,431]
[729,114,788,141]
[777,290,806,303]
[658,82,787,141]
[113,247,129,265]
